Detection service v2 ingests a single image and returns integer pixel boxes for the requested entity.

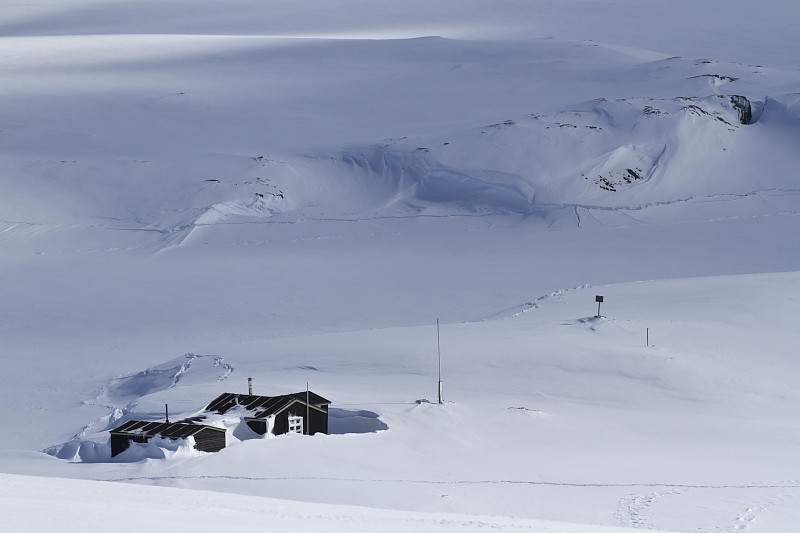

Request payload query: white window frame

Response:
[288,414,303,434]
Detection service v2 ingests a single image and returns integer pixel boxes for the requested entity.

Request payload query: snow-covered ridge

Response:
[10,91,795,248]
[319,94,797,212]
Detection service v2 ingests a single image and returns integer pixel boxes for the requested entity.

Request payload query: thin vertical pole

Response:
[306,381,310,435]
[646,328,649,347]
[437,318,443,404]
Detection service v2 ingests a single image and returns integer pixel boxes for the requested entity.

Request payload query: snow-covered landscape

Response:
[2,1,800,531]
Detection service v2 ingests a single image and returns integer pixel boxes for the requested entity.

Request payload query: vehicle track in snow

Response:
[100,474,800,491]
[4,186,800,257]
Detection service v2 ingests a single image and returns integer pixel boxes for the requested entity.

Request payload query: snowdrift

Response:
[311,94,800,218]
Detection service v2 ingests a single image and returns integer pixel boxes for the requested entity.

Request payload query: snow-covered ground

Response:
[3,473,681,533]
[2,1,799,531]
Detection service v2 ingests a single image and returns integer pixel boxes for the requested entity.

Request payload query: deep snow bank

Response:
[311,94,800,217]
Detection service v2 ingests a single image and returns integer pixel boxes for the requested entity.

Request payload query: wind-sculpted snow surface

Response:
[48,354,234,461]
[105,353,233,401]
[332,150,534,214]
[316,95,800,218]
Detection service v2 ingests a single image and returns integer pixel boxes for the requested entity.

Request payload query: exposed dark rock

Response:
[626,168,643,181]
[690,74,739,83]
[683,104,710,117]
[729,95,753,125]
[486,119,518,128]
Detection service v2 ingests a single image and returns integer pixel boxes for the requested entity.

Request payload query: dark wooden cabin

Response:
[205,391,331,437]
[109,420,226,457]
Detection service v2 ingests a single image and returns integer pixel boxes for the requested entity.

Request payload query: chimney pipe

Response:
[248,377,253,396]
[165,404,169,423]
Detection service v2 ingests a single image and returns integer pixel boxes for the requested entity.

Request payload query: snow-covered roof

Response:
[204,392,331,419]
[109,420,224,439]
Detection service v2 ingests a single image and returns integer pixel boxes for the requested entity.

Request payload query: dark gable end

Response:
[192,426,226,453]
[204,391,331,415]
[245,393,330,436]
[205,391,331,437]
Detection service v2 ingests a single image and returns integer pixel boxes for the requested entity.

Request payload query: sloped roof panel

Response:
[290,391,331,406]
[109,421,222,439]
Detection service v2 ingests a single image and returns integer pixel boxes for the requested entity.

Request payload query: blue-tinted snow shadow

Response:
[328,408,388,434]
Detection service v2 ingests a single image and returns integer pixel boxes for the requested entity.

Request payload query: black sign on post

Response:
[595,295,604,317]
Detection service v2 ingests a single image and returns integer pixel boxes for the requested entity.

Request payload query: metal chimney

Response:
[248,377,253,396]
[165,404,169,423]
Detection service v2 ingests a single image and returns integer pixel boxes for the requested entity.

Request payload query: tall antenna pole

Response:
[437,318,443,404]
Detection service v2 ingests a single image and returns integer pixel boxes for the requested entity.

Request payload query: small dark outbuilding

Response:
[205,391,331,437]
[109,420,226,457]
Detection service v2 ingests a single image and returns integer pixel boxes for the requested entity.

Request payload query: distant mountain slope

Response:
[312,94,800,217]
[2,3,800,530]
